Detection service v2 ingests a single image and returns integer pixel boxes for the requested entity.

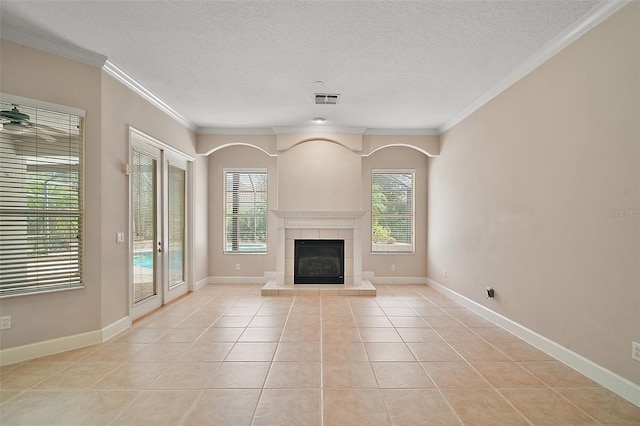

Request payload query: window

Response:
[168,162,186,287]
[371,170,414,253]
[0,100,84,296]
[224,170,267,253]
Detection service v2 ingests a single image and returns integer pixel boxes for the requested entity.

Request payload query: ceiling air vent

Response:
[315,93,340,105]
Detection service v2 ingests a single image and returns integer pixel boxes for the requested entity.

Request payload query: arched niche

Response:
[277,139,362,212]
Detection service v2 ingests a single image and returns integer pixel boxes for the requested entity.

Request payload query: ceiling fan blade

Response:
[37,132,57,143]
[34,123,70,136]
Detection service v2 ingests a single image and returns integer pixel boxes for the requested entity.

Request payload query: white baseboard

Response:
[0,316,130,366]
[425,277,640,408]
[362,272,426,285]
[194,276,210,291]
[207,276,270,284]
[101,316,130,342]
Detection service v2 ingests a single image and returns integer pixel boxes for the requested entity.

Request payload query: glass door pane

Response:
[132,148,158,303]
[167,163,185,288]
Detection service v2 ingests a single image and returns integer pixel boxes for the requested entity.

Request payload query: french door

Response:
[130,130,189,320]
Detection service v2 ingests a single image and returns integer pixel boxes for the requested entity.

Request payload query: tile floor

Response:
[1,284,639,425]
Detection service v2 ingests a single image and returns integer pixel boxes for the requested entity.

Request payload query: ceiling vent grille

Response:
[315,93,340,105]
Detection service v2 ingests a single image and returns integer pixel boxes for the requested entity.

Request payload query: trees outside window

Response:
[371,170,414,253]
[224,170,267,253]
[0,101,83,296]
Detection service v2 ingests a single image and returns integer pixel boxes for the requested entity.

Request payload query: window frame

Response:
[0,96,85,298]
[223,168,268,254]
[371,169,415,255]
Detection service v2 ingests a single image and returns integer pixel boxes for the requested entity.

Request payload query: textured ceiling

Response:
[0,1,610,133]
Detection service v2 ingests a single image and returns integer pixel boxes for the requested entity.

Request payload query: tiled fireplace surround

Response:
[261,211,376,296]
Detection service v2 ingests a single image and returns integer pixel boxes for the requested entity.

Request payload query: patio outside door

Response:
[131,143,162,319]
[130,130,189,321]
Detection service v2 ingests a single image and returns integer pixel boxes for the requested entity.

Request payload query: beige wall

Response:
[0,40,103,348]
[278,140,362,212]
[363,146,429,278]
[207,145,277,277]
[205,139,430,280]
[0,39,201,350]
[100,73,198,327]
[193,156,209,284]
[427,3,639,384]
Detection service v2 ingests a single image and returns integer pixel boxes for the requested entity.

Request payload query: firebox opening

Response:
[294,239,344,284]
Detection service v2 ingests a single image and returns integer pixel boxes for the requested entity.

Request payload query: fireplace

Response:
[263,210,376,295]
[294,239,344,284]
[270,210,367,286]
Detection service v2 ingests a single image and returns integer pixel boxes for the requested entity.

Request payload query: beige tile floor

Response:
[1,283,639,425]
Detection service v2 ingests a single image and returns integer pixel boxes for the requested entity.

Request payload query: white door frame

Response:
[129,127,194,321]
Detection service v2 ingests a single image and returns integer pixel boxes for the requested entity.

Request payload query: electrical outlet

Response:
[0,316,11,330]
[235,264,240,271]
[633,341,640,362]
[444,270,448,278]
[391,264,396,271]
[116,232,125,243]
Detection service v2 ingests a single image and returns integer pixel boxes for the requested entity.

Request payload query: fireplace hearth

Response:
[294,239,344,284]
[262,210,375,295]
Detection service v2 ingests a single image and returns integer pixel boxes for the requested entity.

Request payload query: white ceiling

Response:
[0,1,620,134]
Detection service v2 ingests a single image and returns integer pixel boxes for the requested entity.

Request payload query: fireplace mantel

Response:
[270,210,367,288]
[271,210,368,219]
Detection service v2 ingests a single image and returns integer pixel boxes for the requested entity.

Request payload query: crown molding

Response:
[103,60,195,131]
[364,128,439,136]
[272,125,368,134]
[3,0,627,137]
[200,126,440,136]
[438,0,630,134]
[1,26,195,131]
[197,126,276,135]
[1,24,107,67]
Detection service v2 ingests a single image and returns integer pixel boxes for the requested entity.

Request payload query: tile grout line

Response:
[248,294,295,425]
[404,285,469,425]
[319,294,325,426]
[364,292,396,425]
[415,285,538,425]
[412,284,602,425]
[3,284,635,425]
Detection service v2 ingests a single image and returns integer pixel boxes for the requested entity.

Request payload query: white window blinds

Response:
[168,163,186,286]
[0,101,83,296]
[371,170,415,253]
[224,170,267,253]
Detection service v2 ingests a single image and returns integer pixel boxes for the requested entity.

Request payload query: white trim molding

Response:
[1,24,107,67]
[198,127,276,135]
[101,316,131,342]
[207,276,270,285]
[426,277,640,408]
[104,61,195,131]
[368,276,427,285]
[272,126,367,135]
[129,126,195,161]
[439,0,630,134]
[364,128,440,136]
[0,316,130,366]
[194,277,211,291]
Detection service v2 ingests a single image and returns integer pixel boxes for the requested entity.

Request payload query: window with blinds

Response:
[0,101,84,296]
[224,170,267,253]
[371,170,415,254]
[168,163,186,286]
